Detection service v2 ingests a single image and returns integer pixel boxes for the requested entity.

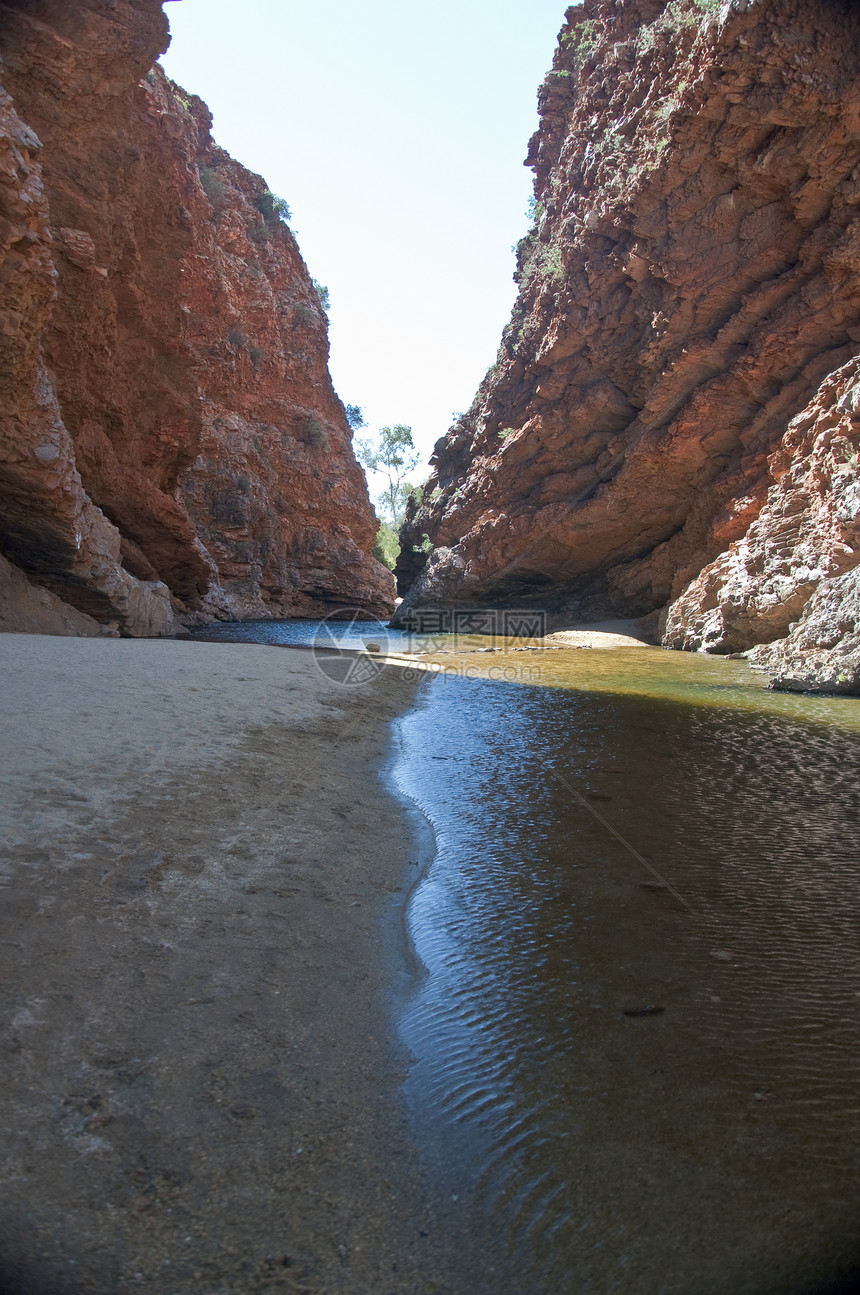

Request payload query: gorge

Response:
[3,0,860,694]
[2,4,860,1291]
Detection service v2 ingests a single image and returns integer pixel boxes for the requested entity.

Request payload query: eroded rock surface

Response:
[0,551,104,636]
[396,0,860,689]
[750,566,860,693]
[0,0,392,633]
[665,356,860,655]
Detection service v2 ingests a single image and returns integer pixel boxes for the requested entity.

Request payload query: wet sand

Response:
[0,636,441,1295]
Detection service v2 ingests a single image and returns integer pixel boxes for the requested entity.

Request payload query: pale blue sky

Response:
[159,0,566,476]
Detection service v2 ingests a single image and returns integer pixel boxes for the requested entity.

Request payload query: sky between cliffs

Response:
[159,0,566,475]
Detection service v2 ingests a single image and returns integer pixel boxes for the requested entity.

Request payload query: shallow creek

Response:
[194,622,860,1293]
[395,645,860,1295]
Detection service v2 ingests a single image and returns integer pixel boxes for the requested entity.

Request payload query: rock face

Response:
[665,355,860,654]
[0,551,103,636]
[750,567,860,693]
[0,0,392,635]
[396,0,860,689]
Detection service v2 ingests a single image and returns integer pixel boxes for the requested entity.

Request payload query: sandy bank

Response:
[383,618,657,664]
[544,618,657,649]
[0,636,439,1294]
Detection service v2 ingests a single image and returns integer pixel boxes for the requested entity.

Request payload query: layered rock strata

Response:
[0,0,392,635]
[665,356,860,667]
[396,0,860,689]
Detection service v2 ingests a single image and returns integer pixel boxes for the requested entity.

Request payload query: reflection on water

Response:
[185,617,414,649]
[187,621,860,1290]
[395,661,860,1294]
[416,642,860,729]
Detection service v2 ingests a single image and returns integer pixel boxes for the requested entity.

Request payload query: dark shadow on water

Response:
[805,1274,860,1295]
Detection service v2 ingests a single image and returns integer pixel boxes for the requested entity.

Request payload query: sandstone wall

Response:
[0,0,392,634]
[665,355,860,654]
[396,0,860,689]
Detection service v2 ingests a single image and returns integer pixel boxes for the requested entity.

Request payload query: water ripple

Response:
[396,671,860,1295]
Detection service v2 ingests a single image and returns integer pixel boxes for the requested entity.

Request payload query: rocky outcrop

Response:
[395,0,860,688]
[665,356,860,654]
[0,0,392,634]
[0,551,103,635]
[750,567,860,693]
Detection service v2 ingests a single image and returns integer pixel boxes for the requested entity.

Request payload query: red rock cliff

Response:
[0,0,393,635]
[396,0,860,689]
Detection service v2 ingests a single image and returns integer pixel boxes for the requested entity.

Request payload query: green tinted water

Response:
[407,641,860,726]
[395,647,860,1294]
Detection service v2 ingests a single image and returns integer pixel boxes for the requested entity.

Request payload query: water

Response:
[394,653,860,1295]
[186,616,415,650]
[191,622,860,1291]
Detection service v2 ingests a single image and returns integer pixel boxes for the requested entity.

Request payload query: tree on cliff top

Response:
[356,424,419,527]
[345,404,365,431]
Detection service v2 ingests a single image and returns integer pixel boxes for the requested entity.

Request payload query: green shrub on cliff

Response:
[305,418,330,451]
[312,279,330,313]
[560,17,600,65]
[255,189,291,223]
[638,0,723,51]
[515,240,564,290]
[544,245,564,282]
[198,163,225,208]
[526,196,545,226]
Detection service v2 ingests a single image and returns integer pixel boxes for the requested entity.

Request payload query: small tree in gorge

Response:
[356,424,420,527]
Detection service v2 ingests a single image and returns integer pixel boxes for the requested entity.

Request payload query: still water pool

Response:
[394,647,860,1295]
[193,621,860,1292]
